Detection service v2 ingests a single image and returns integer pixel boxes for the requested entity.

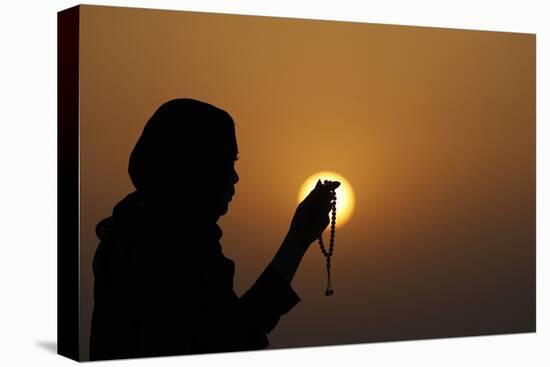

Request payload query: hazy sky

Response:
[78,5,535,360]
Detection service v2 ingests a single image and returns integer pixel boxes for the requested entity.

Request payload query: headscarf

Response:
[128,98,238,210]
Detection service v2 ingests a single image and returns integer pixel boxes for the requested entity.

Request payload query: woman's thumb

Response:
[315,179,322,188]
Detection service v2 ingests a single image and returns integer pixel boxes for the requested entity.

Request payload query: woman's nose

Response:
[232,169,239,184]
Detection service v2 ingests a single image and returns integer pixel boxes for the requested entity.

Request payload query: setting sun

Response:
[297,171,355,228]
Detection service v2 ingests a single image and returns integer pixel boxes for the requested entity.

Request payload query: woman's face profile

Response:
[211,153,239,217]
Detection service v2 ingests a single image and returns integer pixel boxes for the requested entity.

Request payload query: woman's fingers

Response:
[323,180,341,190]
[302,179,339,214]
[290,179,339,242]
[310,179,340,197]
[314,181,337,211]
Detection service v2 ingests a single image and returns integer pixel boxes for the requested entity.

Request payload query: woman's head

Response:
[128,98,239,218]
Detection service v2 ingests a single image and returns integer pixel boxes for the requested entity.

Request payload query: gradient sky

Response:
[78,5,535,361]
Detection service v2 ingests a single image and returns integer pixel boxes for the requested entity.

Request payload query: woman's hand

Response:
[268,179,341,283]
[287,179,341,249]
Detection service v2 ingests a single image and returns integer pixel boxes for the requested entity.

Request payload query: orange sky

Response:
[78,5,535,360]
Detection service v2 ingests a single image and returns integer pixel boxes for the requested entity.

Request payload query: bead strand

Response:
[318,187,337,296]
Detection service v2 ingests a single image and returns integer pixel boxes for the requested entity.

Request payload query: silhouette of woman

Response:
[89,98,340,360]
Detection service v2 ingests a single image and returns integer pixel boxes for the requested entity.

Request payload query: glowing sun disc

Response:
[297,171,355,228]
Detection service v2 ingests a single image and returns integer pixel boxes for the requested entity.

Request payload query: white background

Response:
[0,0,547,366]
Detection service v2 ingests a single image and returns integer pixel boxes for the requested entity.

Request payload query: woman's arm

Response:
[267,231,309,283]
[233,180,340,337]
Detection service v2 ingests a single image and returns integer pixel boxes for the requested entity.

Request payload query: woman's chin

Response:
[216,200,230,217]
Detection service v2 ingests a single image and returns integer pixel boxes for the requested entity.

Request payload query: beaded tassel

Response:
[318,190,336,296]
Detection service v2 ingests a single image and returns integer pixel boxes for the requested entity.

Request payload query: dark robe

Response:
[89,191,301,360]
